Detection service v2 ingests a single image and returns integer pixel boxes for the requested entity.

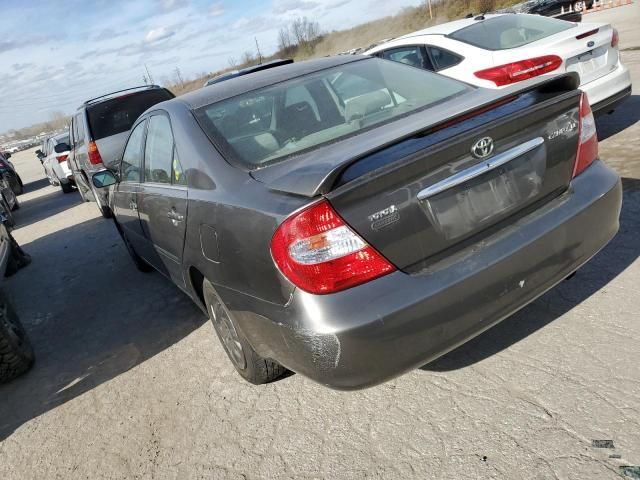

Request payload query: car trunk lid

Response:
[254,75,582,271]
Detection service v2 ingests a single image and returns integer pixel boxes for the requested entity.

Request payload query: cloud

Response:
[209,2,224,17]
[11,63,34,72]
[273,0,320,14]
[93,28,129,42]
[145,27,176,43]
[158,0,188,12]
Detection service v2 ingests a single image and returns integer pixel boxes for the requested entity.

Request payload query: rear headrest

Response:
[345,90,392,122]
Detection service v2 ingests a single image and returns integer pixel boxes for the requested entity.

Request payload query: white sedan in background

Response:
[42,133,74,194]
[366,13,631,114]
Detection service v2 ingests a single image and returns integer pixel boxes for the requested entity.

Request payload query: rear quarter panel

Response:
[165,103,304,307]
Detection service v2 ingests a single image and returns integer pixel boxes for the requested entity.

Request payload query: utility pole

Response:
[255,37,263,64]
[144,64,154,85]
[174,67,184,88]
[428,0,433,20]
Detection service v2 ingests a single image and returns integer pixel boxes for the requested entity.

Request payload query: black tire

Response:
[0,291,34,383]
[1,199,15,229]
[114,220,152,272]
[203,279,286,385]
[12,176,23,196]
[90,186,112,218]
[61,182,73,194]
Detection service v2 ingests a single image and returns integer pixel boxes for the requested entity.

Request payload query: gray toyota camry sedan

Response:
[93,55,621,389]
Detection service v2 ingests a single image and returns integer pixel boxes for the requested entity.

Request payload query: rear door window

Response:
[427,46,463,70]
[380,46,434,71]
[87,89,174,140]
[120,120,147,183]
[143,115,174,184]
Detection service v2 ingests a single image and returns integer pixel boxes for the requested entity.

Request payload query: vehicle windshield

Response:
[449,14,575,50]
[195,58,469,168]
[87,89,174,140]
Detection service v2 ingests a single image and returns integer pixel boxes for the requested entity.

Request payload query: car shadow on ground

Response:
[20,177,50,195]
[14,189,84,229]
[596,94,640,141]
[422,178,640,372]
[0,215,206,441]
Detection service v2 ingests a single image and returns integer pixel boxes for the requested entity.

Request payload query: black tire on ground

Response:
[5,232,31,277]
[61,182,73,194]
[203,279,287,385]
[1,199,15,229]
[13,177,23,196]
[114,220,152,272]
[0,291,34,383]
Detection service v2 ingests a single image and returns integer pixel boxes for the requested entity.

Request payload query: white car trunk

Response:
[492,23,616,87]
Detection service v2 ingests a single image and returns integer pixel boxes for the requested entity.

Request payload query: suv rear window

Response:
[195,58,469,168]
[449,15,575,50]
[87,89,174,140]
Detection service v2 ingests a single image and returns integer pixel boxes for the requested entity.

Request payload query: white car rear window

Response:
[449,15,575,51]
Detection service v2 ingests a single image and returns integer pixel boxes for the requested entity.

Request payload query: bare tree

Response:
[240,50,256,66]
[278,26,293,52]
[228,56,238,68]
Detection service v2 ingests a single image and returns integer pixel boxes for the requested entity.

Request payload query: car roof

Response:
[180,55,364,110]
[396,13,507,39]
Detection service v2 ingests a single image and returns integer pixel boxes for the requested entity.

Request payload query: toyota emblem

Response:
[471,137,494,159]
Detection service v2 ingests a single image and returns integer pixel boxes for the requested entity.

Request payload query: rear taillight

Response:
[474,55,562,87]
[56,155,68,163]
[611,28,619,48]
[572,93,598,178]
[271,200,396,294]
[88,141,103,165]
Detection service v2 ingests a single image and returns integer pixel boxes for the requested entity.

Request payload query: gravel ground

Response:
[1,5,639,479]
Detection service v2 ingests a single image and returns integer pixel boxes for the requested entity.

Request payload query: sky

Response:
[0,0,423,134]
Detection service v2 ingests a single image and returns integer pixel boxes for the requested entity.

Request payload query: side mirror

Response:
[92,170,118,188]
[3,152,10,159]
[54,143,70,154]
[35,149,43,157]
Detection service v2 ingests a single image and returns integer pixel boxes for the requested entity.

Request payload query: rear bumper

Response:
[232,161,622,389]
[581,61,632,111]
[592,85,632,115]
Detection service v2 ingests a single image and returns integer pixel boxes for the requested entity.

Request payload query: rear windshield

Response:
[195,58,469,168]
[55,135,69,145]
[87,89,174,140]
[449,14,575,50]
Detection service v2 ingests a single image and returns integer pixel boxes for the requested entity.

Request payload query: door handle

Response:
[167,210,184,225]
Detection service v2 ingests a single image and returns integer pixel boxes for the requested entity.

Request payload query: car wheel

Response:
[114,220,152,272]
[12,177,23,196]
[203,279,287,385]
[61,182,73,194]
[90,186,112,218]
[0,199,15,229]
[0,290,34,383]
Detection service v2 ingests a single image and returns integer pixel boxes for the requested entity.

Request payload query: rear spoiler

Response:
[251,73,580,198]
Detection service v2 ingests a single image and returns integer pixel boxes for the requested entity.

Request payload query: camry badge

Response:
[471,137,494,159]
[587,40,595,48]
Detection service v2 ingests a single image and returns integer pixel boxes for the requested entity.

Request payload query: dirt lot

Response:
[1,5,639,479]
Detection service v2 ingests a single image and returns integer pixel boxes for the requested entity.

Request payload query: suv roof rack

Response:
[83,85,162,106]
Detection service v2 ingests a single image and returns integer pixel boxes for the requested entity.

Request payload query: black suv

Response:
[57,85,174,217]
